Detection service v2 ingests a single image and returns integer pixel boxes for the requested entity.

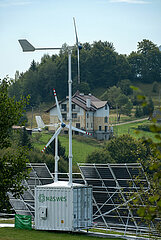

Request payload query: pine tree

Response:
[19,127,32,150]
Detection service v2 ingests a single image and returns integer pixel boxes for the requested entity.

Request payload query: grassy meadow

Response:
[113,120,161,142]
[32,133,102,166]
[0,228,122,240]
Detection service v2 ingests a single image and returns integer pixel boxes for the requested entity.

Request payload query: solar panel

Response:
[8,163,54,217]
[78,163,153,235]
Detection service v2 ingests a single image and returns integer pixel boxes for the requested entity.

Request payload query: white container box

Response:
[35,181,93,231]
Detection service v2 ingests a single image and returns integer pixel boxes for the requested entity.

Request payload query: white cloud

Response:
[109,0,149,4]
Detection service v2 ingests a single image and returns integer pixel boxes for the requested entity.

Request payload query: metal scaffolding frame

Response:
[78,163,154,235]
[7,162,158,236]
[8,163,54,217]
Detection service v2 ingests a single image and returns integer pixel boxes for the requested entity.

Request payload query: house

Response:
[152,110,161,123]
[47,91,113,140]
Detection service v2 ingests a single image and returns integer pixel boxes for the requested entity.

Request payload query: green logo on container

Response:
[38,194,67,203]
[38,194,45,203]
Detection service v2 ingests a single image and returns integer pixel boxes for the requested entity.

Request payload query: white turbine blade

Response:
[73,17,78,45]
[66,125,92,136]
[41,126,62,152]
[53,89,63,123]
[35,116,45,128]
[73,17,81,84]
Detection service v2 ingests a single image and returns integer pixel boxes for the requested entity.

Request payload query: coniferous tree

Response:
[19,127,32,150]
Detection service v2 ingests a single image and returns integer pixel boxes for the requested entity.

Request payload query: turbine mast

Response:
[68,47,73,185]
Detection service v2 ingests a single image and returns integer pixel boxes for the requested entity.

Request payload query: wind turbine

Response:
[73,17,82,84]
[41,88,92,182]
[19,20,84,186]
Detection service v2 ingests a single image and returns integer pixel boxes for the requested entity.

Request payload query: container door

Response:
[73,187,93,230]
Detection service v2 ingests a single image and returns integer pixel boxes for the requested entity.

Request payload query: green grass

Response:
[113,120,160,142]
[32,133,102,165]
[0,228,122,240]
[58,135,102,165]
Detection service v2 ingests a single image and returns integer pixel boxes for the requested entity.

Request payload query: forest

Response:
[9,39,161,107]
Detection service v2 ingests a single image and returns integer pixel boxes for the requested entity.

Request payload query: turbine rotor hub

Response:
[61,122,66,128]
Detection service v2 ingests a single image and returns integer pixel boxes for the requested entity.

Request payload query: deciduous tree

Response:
[0,78,30,211]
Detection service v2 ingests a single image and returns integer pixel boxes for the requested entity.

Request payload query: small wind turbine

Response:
[73,17,82,84]
[41,89,92,181]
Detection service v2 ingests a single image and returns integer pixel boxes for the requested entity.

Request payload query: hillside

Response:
[8,39,161,109]
[26,81,161,130]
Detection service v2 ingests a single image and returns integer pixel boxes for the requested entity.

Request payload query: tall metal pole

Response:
[54,136,59,182]
[68,47,73,185]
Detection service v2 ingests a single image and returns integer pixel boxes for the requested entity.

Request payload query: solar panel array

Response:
[8,162,156,235]
[78,163,153,234]
[8,163,54,217]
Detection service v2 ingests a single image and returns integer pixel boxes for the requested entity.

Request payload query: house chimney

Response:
[86,98,91,108]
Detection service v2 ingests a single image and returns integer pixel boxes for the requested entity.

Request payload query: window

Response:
[76,123,80,128]
[72,104,75,110]
[105,126,108,132]
[72,113,77,118]
[87,123,89,128]
[99,126,102,131]
[105,105,108,110]
[91,123,93,128]
[61,104,66,111]
[87,113,89,118]
[104,116,108,123]
[62,113,67,120]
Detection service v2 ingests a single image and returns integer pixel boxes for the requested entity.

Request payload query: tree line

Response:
[9,39,161,107]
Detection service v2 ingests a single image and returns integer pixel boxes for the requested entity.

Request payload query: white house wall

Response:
[48,98,112,140]
[86,111,94,131]
[49,100,85,130]
[94,105,109,117]
[94,106,109,132]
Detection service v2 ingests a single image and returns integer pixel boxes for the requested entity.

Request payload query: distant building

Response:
[152,110,161,123]
[47,91,113,140]
[12,126,32,135]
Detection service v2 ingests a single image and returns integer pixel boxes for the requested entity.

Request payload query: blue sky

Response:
[0,0,160,80]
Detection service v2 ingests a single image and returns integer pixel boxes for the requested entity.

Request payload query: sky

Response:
[0,0,161,80]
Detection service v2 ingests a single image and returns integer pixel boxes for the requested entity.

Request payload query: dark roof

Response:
[46,90,108,112]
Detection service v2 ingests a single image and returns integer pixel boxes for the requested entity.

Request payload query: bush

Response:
[86,149,113,164]
[28,149,68,173]
[137,124,150,132]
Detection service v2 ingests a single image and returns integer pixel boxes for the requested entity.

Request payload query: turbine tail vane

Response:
[35,116,45,128]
